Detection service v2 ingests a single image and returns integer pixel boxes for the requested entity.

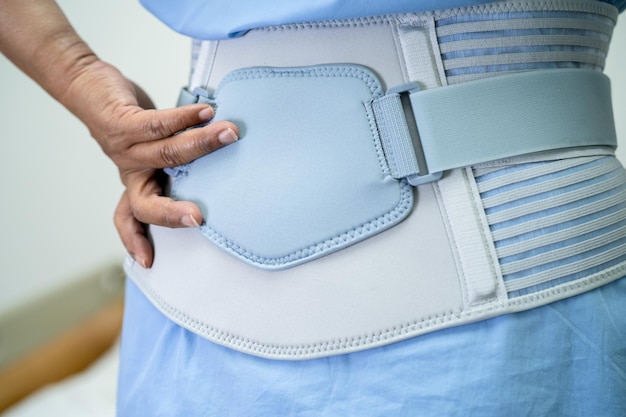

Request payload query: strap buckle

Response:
[375,83,443,187]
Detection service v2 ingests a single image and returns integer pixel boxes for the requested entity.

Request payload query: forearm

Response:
[0,0,157,154]
[0,0,99,112]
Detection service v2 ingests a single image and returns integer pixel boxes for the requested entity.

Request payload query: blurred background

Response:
[0,0,625,415]
[0,0,188,320]
[0,0,188,414]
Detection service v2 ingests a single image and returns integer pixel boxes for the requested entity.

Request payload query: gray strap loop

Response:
[177,87,215,106]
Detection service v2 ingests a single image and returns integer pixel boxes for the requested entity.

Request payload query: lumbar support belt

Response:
[172,66,616,269]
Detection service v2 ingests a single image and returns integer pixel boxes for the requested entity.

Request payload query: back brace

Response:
[125,0,626,359]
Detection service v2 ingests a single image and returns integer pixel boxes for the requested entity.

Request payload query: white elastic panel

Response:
[435,168,505,307]
[396,15,447,89]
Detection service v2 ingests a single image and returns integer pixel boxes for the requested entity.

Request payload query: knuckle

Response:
[129,194,178,228]
[194,134,219,154]
[159,199,177,227]
[113,194,129,223]
[160,213,175,228]
[113,213,124,231]
[129,198,146,223]
[143,117,171,139]
[113,205,124,225]
[158,143,185,166]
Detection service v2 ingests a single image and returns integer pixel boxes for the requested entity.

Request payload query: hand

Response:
[68,61,239,268]
[0,0,237,268]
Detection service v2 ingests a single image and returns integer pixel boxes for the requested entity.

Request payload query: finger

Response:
[129,120,239,169]
[114,191,154,269]
[124,169,204,229]
[131,103,216,141]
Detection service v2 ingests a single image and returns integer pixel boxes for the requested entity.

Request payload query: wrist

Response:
[45,33,99,107]
[0,0,99,107]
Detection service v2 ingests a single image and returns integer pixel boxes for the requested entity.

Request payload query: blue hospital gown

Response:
[118,1,626,415]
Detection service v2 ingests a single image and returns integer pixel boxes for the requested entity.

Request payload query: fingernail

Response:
[182,214,200,228]
[198,107,214,121]
[133,255,147,269]
[218,128,238,145]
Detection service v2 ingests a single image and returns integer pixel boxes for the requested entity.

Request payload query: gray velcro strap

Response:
[373,69,617,185]
[371,93,420,180]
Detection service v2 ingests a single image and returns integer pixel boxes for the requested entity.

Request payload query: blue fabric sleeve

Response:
[139,0,625,40]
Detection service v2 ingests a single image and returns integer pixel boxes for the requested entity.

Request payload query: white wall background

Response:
[0,0,189,314]
[0,2,625,314]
